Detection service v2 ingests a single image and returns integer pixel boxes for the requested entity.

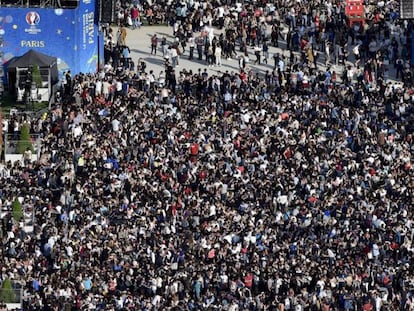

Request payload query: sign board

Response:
[0,0,102,80]
[400,0,414,19]
[345,0,365,17]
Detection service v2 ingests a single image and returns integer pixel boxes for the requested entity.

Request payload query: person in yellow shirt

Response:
[120,26,127,46]
[77,154,85,177]
[307,47,314,66]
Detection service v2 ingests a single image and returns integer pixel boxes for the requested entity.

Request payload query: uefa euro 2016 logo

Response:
[26,12,40,26]
[25,11,42,34]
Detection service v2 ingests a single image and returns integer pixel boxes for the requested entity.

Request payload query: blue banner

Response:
[77,0,100,73]
[0,0,101,79]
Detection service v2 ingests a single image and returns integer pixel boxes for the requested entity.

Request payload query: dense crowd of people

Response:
[1,0,414,310]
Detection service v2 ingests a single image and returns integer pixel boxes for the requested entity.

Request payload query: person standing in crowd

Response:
[271,23,279,47]
[215,43,222,66]
[2,2,414,310]
[239,54,246,71]
[130,5,140,29]
[169,46,179,68]
[196,35,204,60]
[151,34,158,55]
[161,36,168,57]
[121,45,130,69]
[262,41,269,64]
[119,26,127,46]
[64,70,72,96]
[325,40,331,67]
[254,45,262,64]
[206,43,214,66]
[23,147,32,166]
[146,6,154,25]
[353,41,361,67]
[188,34,195,60]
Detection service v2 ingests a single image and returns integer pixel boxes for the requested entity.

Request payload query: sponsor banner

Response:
[0,0,100,79]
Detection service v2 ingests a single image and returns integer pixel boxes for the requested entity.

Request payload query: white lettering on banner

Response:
[24,28,42,35]
[82,11,95,50]
[21,40,45,47]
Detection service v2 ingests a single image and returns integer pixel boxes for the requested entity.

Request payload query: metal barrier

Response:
[6,108,48,120]
[0,0,78,8]
[3,140,40,156]
[3,134,41,167]
[0,287,23,308]
[4,134,41,155]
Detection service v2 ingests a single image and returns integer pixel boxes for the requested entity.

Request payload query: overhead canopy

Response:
[6,49,59,99]
[7,49,57,70]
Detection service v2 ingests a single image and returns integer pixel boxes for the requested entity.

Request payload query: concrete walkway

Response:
[114,24,399,84]
[117,24,276,76]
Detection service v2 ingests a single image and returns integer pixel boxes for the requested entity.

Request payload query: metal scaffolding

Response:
[0,0,78,8]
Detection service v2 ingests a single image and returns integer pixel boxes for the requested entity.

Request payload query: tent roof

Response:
[7,49,57,69]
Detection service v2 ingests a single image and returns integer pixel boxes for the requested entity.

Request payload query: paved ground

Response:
[115,24,398,83]
[115,25,335,76]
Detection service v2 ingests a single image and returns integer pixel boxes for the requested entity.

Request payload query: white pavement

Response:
[115,25,329,75]
[114,24,399,83]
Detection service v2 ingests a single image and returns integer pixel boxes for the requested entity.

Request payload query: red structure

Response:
[345,0,365,27]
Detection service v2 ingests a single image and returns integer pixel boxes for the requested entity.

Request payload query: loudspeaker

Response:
[98,0,115,23]
[400,0,414,19]
[58,0,79,8]
[0,0,17,6]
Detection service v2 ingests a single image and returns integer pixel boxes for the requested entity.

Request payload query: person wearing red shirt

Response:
[130,5,140,29]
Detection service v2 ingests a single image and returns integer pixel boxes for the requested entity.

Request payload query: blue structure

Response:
[0,0,103,85]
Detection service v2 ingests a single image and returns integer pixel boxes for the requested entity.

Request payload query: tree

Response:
[11,198,23,223]
[16,123,34,154]
[31,64,43,88]
[0,279,17,303]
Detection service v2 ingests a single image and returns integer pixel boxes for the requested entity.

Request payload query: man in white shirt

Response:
[115,79,122,98]
[112,118,120,134]
[215,45,222,66]
[325,41,331,66]
[95,79,102,96]
[216,6,225,29]
[188,35,195,60]
[278,57,285,72]
[169,47,179,68]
